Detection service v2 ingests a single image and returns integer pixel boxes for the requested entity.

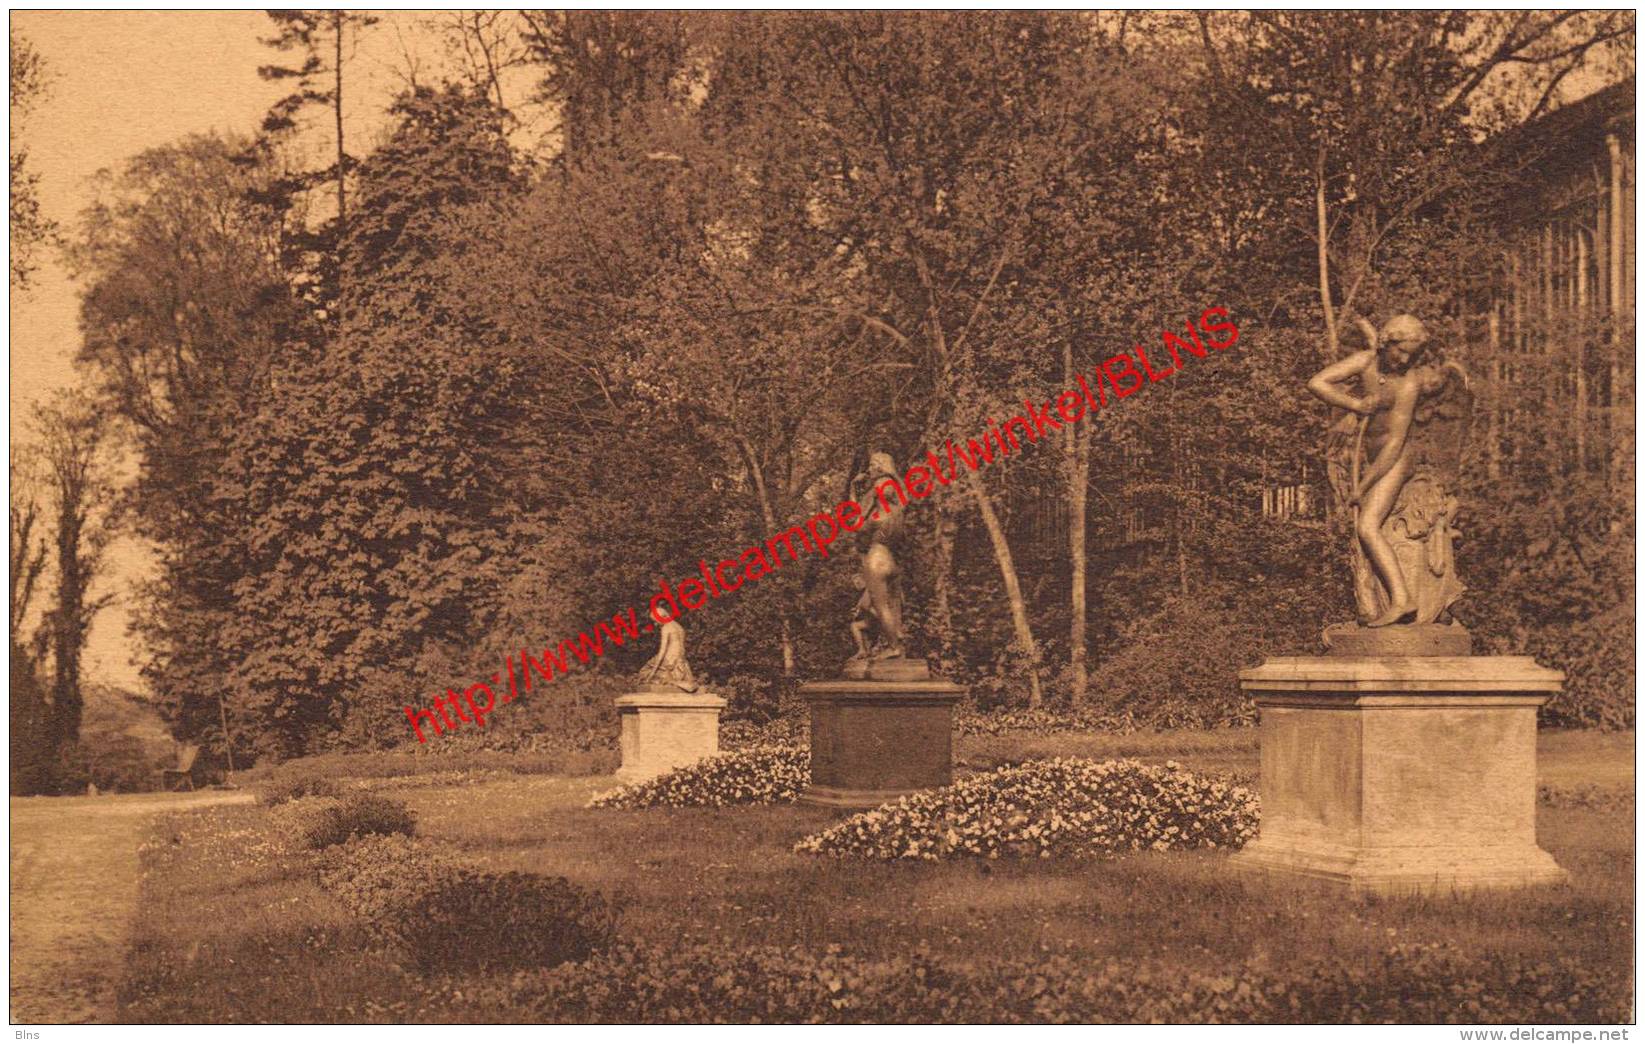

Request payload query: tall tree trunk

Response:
[1575,224,1589,472]
[928,505,956,673]
[1487,307,1502,481]
[962,468,1043,709]
[912,251,1043,705]
[1315,145,1338,361]
[333,11,347,230]
[1062,338,1090,704]
[1607,132,1625,492]
[738,437,797,674]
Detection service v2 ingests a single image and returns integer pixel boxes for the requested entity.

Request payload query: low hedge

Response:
[318,835,615,972]
[477,941,1629,1023]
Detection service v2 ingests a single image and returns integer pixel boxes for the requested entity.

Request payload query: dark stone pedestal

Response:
[799,677,964,809]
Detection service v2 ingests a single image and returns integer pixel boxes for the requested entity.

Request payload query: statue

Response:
[843,451,927,680]
[636,615,698,693]
[1308,315,1471,631]
[848,573,875,660]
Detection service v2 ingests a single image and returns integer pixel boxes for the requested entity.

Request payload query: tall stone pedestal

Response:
[799,674,964,809]
[613,691,727,784]
[1230,655,1568,895]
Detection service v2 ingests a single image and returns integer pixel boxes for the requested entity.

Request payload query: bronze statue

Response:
[1308,315,1470,628]
[848,450,914,660]
[827,449,936,681]
[636,616,698,693]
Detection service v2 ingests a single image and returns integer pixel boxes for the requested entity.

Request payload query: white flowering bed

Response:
[588,746,809,809]
[794,758,1258,861]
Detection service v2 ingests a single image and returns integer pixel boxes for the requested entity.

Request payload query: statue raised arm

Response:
[1308,314,1469,631]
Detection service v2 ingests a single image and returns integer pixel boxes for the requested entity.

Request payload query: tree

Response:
[70,135,303,754]
[521,11,693,158]
[1197,11,1633,356]
[9,446,53,794]
[10,30,56,290]
[703,12,1179,706]
[9,447,48,661]
[212,86,531,752]
[34,391,115,756]
[257,10,380,230]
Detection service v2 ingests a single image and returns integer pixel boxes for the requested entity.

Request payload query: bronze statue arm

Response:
[1356,380,1418,499]
[1307,350,1376,415]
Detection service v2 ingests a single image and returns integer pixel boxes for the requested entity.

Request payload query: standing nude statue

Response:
[849,451,907,662]
[1308,315,1469,628]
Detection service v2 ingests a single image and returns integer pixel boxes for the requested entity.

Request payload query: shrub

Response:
[257,770,345,806]
[720,716,806,749]
[588,746,809,809]
[796,758,1257,860]
[721,706,1155,751]
[298,795,416,849]
[953,706,1142,737]
[319,834,614,971]
[476,941,1630,1024]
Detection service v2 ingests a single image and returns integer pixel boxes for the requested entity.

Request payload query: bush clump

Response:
[795,758,1257,860]
[720,716,807,750]
[475,941,1629,1024]
[953,706,1143,737]
[589,746,808,809]
[319,835,615,971]
[257,771,345,806]
[298,794,416,849]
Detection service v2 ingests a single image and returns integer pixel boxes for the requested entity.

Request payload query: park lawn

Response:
[118,729,1633,1023]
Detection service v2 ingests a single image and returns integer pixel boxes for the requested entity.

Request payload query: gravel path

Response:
[9,790,254,1024]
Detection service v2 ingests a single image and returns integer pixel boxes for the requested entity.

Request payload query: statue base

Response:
[798,677,963,809]
[1323,621,1473,657]
[841,656,931,682]
[1230,656,1568,895]
[613,691,727,784]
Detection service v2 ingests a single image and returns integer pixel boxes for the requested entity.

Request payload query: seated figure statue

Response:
[636,615,698,693]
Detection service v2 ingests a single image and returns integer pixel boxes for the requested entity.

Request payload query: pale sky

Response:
[9,10,540,691]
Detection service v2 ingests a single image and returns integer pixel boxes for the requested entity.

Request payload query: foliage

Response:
[66,13,1636,756]
[487,940,1630,1024]
[720,716,808,750]
[257,770,344,807]
[9,30,56,290]
[796,758,1258,861]
[296,795,416,850]
[589,746,809,809]
[318,834,615,972]
[34,390,116,755]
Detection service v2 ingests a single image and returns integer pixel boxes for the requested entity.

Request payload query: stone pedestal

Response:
[1230,655,1568,895]
[613,691,727,784]
[799,676,964,809]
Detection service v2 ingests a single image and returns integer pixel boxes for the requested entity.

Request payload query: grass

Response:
[118,728,1633,1023]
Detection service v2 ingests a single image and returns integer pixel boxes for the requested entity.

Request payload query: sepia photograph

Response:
[6,7,1638,1031]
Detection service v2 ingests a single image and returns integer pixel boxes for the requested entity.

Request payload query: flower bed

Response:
[796,758,1257,860]
[588,746,809,809]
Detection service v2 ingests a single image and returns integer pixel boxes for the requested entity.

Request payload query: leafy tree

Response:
[216,86,529,752]
[9,447,53,794]
[9,30,56,290]
[70,135,303,756]
[257,10,381,230]
[34,391,115,755]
